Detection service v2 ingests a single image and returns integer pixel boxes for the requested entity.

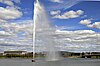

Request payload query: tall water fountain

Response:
[33,0,60,61]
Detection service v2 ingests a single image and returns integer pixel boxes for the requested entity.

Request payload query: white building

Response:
[4,51,27,55]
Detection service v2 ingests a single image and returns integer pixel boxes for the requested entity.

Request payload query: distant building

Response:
[4,51,27,55]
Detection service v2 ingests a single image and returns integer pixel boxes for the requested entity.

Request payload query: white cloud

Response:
[87,24,93,28]
[50,10,61,15]
[0,31,14,36]
[0,0,14,6]
[0,0,31,52]
[0,20,33,52]
[88,22,100,29]
[55,30,100,52]
[52,10,84,19]
[0,0,22,22]
[80,19,100,29]
[77,10,84,15]
[50,0,63,3]
[80,19,91,25]
[0,0,21,6]
[56,30,95,35]
[0,20,33,35]
[0,6,22,20]
[2,18,97,52]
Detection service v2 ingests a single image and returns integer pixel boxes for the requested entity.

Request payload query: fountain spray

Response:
[32,0,39,62]
[32,0,60,62]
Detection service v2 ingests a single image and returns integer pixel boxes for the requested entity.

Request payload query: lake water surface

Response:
[0,58,100,66]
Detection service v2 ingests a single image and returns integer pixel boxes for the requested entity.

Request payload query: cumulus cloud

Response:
[80,19,100,29]
[0,0,14,6]
[52,10,84,19]
[0,0,22,23]
[55,30,100,52]
[4,19,97,52]
[0,0,31,52]
[50,0,63,3]
[88,22,100,29]
[80,19,91,25]
[0,20,33,35]
[50,10,61,15]
[0,20,33,52]
[0,31,14,36]
[0,0,21,6]
[0,6,22,20]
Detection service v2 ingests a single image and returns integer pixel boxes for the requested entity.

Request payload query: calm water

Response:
[0,58,100,66]
[0,58,33,66]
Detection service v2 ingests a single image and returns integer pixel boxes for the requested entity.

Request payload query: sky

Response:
[37,0,100,52]
[0,0,100,52]
[0,0,34,52]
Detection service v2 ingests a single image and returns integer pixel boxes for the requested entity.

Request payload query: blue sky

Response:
[36,0,100,52]
[0,0,100,52]
[0,0,34,52]
[40,0,100,32]
[11,0,33,21]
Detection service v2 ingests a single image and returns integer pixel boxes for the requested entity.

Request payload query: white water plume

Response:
[34,0,60,61]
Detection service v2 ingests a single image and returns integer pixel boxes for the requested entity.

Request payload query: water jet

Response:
[33,0,61,62]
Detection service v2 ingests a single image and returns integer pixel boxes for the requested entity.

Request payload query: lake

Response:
[0,58,100,66]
